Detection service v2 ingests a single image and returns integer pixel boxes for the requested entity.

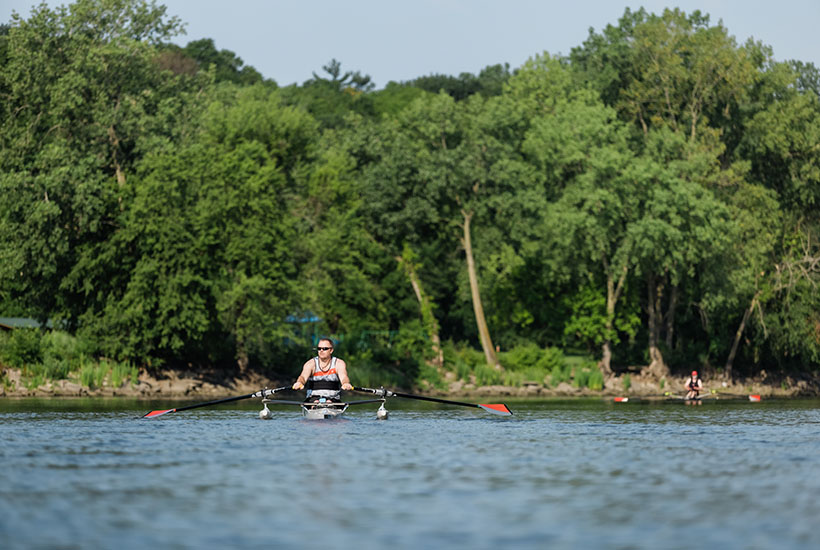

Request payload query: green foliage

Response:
[587,369,605,391]
[417,362,447,391]
[473,362,503,386]
[406,63,512,100]
[0,329,43,368]
[500,343,566,373]
[1,1,819,385]
[0,0,190,322]
[110,360,139,387]
[622,373,631,391]
[370,82,430,117]
[549,362,573,387]
[342,348,414,389]
[180,38,263,85]
[280,59,375,128]
[0,328,138,390]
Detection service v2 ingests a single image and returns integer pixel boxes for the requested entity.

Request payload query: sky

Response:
[3,0,820,88]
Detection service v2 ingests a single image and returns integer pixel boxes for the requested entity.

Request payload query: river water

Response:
[1,396,818,549]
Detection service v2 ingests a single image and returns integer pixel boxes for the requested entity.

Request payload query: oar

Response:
[353,386,512,416]
[612,392,697,402]
[704,389,763,401]
[142,386,290,418]
[345,399,388,406]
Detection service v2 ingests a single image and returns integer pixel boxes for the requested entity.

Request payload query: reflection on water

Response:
[1,398,819,549]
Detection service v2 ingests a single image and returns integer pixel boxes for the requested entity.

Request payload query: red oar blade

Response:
[143,409,176,418]
[749,394,762,402]
[478,403,513,416]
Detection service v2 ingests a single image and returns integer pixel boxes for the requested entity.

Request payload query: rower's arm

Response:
[336,359,353,391]
[293,362,313,390]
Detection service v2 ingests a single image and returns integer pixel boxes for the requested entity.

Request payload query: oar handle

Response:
[353,386,394,398]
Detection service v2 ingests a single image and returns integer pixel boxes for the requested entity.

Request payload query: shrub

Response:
[573,367,590,388]
[345,348,415,389]
[474,362,502,386]
[41,331,81,365]
[80,361,108,389]
[442,340,486,384]
[550,362,572,386]
[417,362,447,391]
[587,369,604,390]
[0,329,43,368]
[111,360,138,388]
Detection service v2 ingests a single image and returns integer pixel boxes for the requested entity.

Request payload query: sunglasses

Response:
[317,347,333,351]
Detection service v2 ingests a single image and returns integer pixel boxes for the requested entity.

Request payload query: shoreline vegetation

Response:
[2,364,818,400]
[2,3,819,397]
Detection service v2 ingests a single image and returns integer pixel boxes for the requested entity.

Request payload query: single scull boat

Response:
[612,390,762,403]
[258,397,387,420]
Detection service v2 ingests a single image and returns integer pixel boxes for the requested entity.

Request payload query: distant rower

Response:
[685,370,703,400]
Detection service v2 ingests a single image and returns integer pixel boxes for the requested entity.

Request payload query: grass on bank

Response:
[0,329,138,391]
[444,342,602,390]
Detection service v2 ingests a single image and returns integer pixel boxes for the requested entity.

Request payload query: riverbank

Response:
[2,365,818,399]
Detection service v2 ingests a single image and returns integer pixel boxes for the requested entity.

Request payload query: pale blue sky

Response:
[3,1,819,88]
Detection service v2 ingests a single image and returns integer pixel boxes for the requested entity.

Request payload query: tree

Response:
[525,96,641,376]
[181,38,264,85]
[407,63,512,101]
[69,84,316,365]
[569,8,758,378]
[362,92,538,367]
[281,59,375,129]
[0,0,186,324]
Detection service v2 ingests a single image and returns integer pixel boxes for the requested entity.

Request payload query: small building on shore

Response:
[0,317,53,332]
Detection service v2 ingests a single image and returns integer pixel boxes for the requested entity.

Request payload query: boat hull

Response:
[301,402,349,420]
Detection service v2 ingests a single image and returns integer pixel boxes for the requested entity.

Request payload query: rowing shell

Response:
[260,398,387,420]
[612,392,762,403]
[301,402,348,420]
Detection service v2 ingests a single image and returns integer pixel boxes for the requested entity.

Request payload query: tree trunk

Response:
[724,293,759,380]
[107,123,126,186]
[646,273,669,379]
[461,209,499,368]
[600,341,614,378]
[664,285,678,349]
[599,263,628,378]
[396,253,443,368]
[236,349,249,372]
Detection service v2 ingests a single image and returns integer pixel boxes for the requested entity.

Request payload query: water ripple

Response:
[0,398,819,549]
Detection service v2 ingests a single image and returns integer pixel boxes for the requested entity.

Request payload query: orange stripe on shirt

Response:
[311,368,337,377]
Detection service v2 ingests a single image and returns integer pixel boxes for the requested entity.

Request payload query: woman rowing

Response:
[292,338,353,403]
[685,370,704,400]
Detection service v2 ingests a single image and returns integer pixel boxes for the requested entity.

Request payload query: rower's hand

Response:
[292,381,304,390]
[342,382,353,391]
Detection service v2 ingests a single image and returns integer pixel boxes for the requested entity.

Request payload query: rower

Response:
[292,338,353,404]
[685,370,703,401]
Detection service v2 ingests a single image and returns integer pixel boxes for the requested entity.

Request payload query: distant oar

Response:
[612,391,763,402]
[705,390,762,401]
[142,386,290,418]
[353,386,512,416]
